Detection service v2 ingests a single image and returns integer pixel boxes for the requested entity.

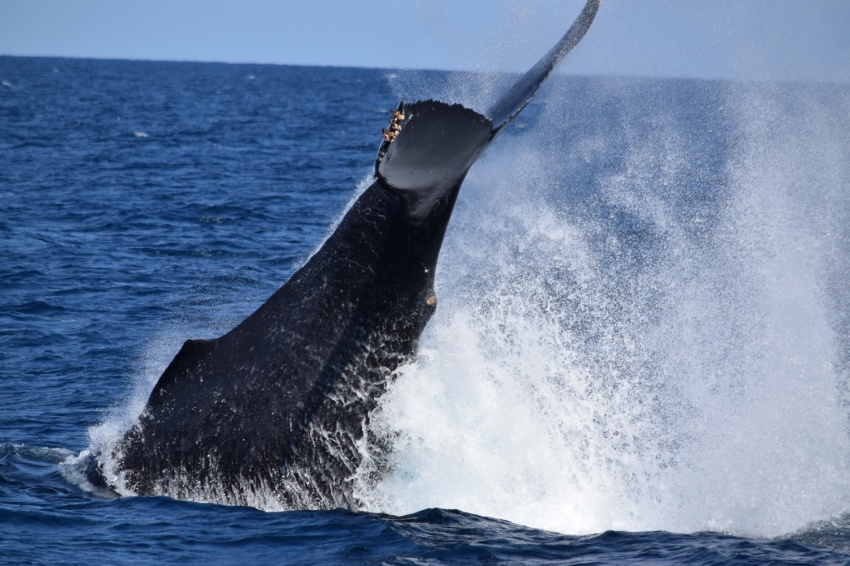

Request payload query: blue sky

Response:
[2,0,849,83]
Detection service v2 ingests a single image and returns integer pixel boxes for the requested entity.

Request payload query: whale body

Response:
[96,0,600,508]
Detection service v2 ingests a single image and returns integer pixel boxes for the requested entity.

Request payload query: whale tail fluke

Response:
[101,0,602,509]
[375,0,601,213]
[375,101,493,216]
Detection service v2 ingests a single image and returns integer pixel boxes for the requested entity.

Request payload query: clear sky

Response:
[2,0,849,83]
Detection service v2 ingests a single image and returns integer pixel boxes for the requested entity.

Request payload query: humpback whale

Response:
[93,0,600,508]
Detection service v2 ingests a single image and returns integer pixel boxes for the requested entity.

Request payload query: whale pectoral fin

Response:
[487,0,600,136]
[146,338,218,407]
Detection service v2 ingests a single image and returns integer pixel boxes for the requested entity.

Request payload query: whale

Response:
[90,0,600,508]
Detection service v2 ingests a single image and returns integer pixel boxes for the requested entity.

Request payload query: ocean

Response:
[2,55,850,564]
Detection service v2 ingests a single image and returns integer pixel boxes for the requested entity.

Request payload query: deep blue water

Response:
[3,56,850,564]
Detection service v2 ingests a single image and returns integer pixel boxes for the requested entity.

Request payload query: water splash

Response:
[355,78,850,537]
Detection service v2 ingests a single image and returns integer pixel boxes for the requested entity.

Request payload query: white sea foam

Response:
[354,80,850,538]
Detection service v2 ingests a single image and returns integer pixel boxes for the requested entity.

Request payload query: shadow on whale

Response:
[86,0,601,508]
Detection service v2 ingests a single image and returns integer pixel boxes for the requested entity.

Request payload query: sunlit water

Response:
[2,56,850,563]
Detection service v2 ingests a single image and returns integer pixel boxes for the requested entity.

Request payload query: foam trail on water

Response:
[355,78,850,537]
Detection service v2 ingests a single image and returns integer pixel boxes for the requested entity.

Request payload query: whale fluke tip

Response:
[486,0,600,136]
